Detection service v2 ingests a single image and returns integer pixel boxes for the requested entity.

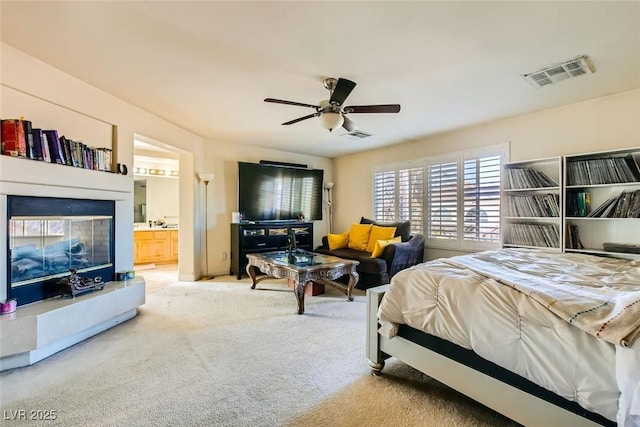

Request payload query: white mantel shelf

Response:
[0,155,131,200]
[0,278,145,371]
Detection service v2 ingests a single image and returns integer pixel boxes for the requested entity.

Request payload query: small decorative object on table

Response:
[0,299,17,314]
[287,228,297,262]
[115,270,135,281]
[59,269,105,297]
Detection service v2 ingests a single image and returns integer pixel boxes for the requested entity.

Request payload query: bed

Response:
[366,248,640,427]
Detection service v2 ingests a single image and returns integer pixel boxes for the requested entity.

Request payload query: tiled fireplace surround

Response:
[0,156,145,371]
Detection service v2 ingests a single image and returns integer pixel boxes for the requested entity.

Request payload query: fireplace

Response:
[6,195,116,306]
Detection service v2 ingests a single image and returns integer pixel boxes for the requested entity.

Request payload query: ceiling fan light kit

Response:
[319,111,344,131]
[264,77,401,133]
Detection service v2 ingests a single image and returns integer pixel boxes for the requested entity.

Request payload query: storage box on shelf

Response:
[564,147,640,259]
[501,157,562,250]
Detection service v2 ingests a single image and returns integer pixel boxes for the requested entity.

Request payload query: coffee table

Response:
[245,250,359,314]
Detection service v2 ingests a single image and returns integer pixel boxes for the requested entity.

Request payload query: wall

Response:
[144,176,180,225]
[1,43,333,279]
[201,141,333,276]
[1,43,203,279]
[333,88,640,260]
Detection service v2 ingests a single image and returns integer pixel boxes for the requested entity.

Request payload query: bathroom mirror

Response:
[134,179,147,223]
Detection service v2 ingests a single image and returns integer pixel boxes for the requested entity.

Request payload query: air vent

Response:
[523,55,595,88]
[342,130,373,139]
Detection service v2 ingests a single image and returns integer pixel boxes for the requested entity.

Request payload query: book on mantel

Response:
[1,118,26,157]
[43,129,65,165]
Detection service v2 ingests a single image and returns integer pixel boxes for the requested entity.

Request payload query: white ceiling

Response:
[2,1,640,159]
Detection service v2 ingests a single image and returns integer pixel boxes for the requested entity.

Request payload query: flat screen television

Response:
[238,162,324,222]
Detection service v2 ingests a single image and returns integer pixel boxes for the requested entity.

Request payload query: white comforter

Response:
[377,249,640,426]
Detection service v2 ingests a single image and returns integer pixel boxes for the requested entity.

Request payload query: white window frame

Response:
[372,143,509,251]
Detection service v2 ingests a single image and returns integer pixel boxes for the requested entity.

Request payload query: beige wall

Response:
[5,40,637,271]
[144,176,180,225]
[201,141,332,276]
[1,43,333,279]
[333,88,640,260]
[1,43,204,277]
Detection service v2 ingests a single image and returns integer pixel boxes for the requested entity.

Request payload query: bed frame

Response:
[366,285,614,427]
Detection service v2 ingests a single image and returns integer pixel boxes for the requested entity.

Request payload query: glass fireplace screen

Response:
[9,215,113,287]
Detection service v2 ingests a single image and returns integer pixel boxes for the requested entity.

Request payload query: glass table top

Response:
[261,249,332,267]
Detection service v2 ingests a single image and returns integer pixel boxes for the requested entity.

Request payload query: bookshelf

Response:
[563,147,640,259]
[501,156,562,250]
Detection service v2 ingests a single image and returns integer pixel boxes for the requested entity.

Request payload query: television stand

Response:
[230,221,314,279]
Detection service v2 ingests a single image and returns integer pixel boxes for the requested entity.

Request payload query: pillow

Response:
[347,223,373,251]
[370,236,402,258]
[365,225,397,253]
[327,231,349,250]
[360,217,411,242]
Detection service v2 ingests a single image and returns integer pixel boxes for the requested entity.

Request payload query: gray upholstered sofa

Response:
[315,217,425,289]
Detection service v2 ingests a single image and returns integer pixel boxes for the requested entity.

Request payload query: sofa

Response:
[315,217,425,289]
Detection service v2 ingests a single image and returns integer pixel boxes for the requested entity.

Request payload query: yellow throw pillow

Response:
[327,231,349,250]
[371,236,402,258]
[347,223,373,251]
[365,225,397,253]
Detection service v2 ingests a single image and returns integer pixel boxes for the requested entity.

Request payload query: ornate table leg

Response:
[345,269,359,302]
[247,264,258,289]
[294,280,309,314]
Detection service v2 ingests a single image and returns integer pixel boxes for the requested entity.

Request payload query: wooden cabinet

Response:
[230,222,313,279]
[170,230,179,258]
[134,229,178,264]
[501,156,562,250]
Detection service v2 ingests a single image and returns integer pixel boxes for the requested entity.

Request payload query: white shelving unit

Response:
[501,156,562,250]
[564,147,640,259]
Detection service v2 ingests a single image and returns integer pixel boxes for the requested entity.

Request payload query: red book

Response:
[1,119,22,156]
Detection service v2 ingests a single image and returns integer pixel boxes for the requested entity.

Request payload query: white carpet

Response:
[0,275,517,426]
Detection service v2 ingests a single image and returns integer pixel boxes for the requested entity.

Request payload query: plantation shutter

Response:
[463,155,501,242]
[427,159,458,240]
[398,166,424,235]
[373,168,397,222]
[374,143,507,249]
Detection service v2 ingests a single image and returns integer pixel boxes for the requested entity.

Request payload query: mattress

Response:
[377,248,640,425]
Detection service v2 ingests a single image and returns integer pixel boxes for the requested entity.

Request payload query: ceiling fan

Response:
[264,77,401,132]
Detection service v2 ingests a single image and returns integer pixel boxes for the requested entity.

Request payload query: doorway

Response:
[133,136,180,287]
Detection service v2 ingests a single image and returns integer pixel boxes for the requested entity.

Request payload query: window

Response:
[373,163,424,236]
[373,144,508,250]
[462,154,501,243]
[373,168,396,223]
[427,157,458,240]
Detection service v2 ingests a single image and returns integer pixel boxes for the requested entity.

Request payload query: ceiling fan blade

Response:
[344,104,401,114]
[329,78,356,106]
[264,98,319,109]
[342,116,358,132]
[282,112,320,125]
